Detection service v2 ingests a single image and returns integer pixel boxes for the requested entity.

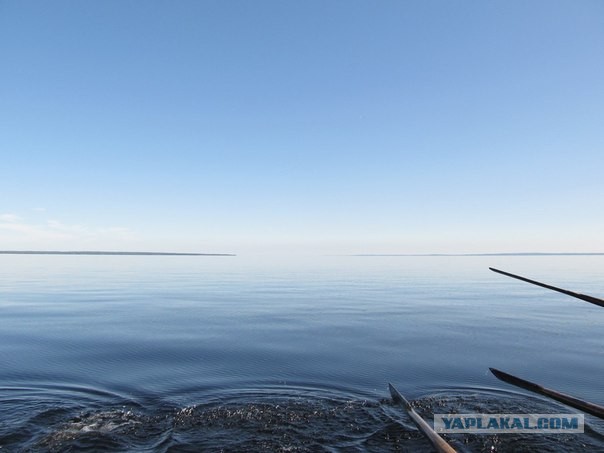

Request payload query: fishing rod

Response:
[389,383,457,453]
[489,267,604,308]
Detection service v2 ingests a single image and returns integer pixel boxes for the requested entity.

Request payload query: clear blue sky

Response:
[1,1,603,254]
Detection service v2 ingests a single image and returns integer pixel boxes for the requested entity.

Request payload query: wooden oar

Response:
[489,267,604,308]
[490,368,604,419]
[388,383,457,453]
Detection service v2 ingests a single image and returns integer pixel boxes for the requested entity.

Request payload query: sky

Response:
[1,0,603,255]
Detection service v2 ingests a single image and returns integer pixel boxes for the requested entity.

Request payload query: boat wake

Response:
[5,388,604,452]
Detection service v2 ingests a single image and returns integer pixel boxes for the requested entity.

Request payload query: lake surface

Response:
[1,255,603,451]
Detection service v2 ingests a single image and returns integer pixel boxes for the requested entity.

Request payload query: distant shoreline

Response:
[0,251,235,256]
[349,253,604,257]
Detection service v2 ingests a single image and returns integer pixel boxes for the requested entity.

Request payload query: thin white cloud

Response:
[47,220,87,234]
[0,213,21,223]
[0,218,70,241]
[0,214,137,248]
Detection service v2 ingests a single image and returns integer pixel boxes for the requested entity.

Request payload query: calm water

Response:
[1,255,603,452]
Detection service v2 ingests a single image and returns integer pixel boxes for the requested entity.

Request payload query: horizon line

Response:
[347,252,604,257]
[0,250,236,256]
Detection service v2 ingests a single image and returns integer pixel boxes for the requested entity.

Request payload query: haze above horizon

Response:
[2,1,603,255]
[1,250,604,258]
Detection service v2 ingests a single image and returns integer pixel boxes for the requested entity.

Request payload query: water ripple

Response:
[2,385,603,452]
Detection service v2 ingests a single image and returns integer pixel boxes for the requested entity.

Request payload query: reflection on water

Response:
[1,255,603,451]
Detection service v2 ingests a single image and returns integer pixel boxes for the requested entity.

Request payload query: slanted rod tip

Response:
[388,383,398,400]
[388,382,412,409]
[489,368,510,379]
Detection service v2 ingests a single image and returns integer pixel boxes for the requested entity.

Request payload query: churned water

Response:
[1,254,603,451]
